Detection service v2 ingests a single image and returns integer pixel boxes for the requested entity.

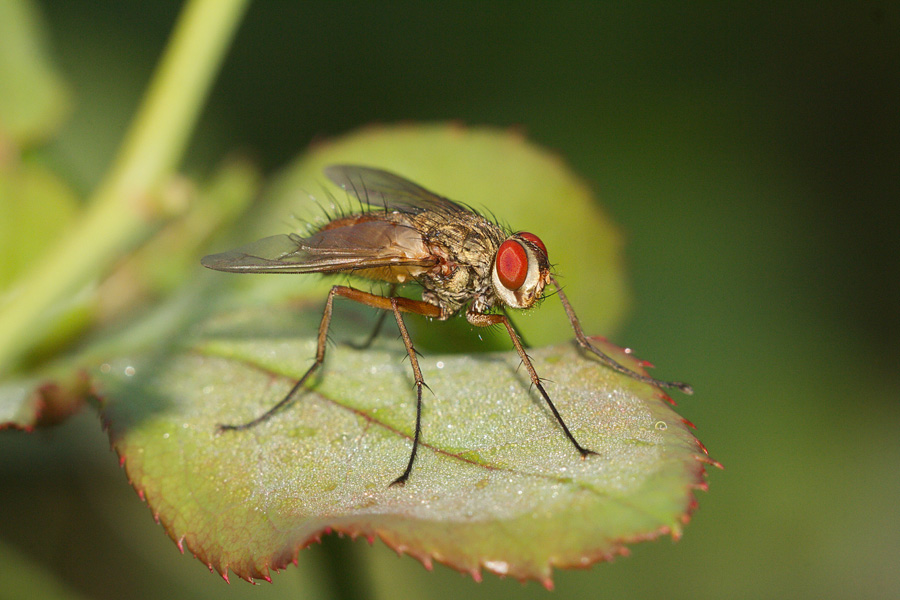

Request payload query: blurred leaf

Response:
[0,0,70,146]
[85,125,710,586]
[0,161,80,289]
[0,369,88,431]
[0,157,259,370]
[99,300,710,586]
[0,160,93,362]
[95,157,260,324]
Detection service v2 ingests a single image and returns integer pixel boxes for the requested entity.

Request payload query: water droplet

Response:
[436,360,445,369]
[484,560,509,575]
[124,366,136,377]
[100,363,111,374]
[655,420,668,431]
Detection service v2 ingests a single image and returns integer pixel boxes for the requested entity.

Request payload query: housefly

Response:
[201,165,692,485]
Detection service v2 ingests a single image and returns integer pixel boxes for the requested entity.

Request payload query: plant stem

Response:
[0,0,250,375]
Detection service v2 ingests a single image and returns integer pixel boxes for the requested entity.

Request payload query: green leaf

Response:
[92,125,713,585]
[99,302,711,586]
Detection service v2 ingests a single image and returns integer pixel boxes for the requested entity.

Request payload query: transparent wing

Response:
[324,165,469,216]
[201,218,437,275]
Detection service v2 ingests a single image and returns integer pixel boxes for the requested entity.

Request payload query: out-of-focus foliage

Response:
[0,0,69,145]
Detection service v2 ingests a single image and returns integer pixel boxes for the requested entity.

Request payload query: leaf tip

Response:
[658,391,677,406]
[692,480,710,493]
[695,438,711,456]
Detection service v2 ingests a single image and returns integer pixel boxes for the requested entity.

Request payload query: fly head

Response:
[491,232,551,310]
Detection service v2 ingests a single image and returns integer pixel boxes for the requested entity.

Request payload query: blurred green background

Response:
[2,1,899,599]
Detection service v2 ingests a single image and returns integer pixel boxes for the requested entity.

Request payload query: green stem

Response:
[0,0,250,375]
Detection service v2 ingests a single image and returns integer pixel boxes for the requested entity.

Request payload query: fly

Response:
[201,165,692,486]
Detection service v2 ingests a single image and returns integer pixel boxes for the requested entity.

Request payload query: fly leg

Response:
[467,309,596,458]
[345,284,397,350]
[218,285,442,486]
[334,290,439,485]
[217,284,344,432]
[387,298,428,487]
[500,306,531,348]
[549,275,694,395]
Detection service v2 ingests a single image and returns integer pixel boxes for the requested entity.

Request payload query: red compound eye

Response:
[518,232,547,260]
[496,240,528,290]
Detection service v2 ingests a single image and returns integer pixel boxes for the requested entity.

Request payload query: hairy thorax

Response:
[410,210,507,318]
